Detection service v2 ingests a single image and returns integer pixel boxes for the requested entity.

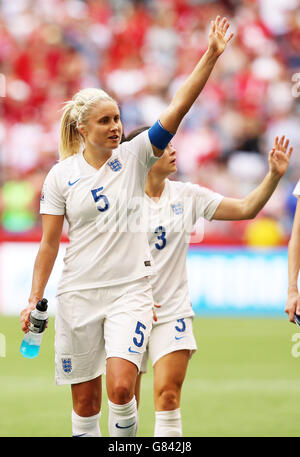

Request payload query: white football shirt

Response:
[40,131,158,295]
[293,180,300,197]
[145,179,223,323]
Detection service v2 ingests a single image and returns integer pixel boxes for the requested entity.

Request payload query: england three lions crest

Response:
[171,203,183,215]
[108,158,122,172]
[62,358,72,373]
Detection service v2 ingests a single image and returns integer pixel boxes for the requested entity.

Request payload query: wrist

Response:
[28,295,42,306]
[205,47,220,62]
[267,170,281,183]
[288,286,299,294]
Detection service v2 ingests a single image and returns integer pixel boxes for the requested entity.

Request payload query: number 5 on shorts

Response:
[133,321,146,348]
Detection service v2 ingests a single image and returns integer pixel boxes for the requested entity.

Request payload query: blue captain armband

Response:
[148,120,174,150]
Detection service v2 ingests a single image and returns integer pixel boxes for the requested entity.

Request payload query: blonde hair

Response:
[59,88,117,160]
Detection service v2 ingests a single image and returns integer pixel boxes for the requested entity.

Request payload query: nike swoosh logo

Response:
[175,336,184,340]
[116,422,136,429]
[68,178,80,186]
[128,347,140,354]
[72,433,88,437]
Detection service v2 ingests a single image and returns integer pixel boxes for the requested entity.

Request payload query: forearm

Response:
[29,242,59,304]
[242,171,281,219]
[288,216,300,292]
[159,49,219,133]
[288,239,300,292]
[171,48,219,116]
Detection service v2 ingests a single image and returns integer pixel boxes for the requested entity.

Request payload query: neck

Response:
[145,173,167,199]
[83,143,113,170]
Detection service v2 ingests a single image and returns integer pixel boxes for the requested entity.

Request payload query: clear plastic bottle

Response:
[20,298,48,359]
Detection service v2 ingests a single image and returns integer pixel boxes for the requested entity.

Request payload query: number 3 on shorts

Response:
[175,318,186,332]
[133,321,146,348]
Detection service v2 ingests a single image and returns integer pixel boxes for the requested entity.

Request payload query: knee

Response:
[157,389,178,411]
[73,394,100,417]
[110,383,133,405]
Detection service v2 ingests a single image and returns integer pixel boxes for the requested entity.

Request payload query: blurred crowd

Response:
[0,0,300,245]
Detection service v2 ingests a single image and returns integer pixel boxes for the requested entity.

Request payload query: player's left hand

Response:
[285,290,300,323]
[268,135,293,178]
[208,16,234,56]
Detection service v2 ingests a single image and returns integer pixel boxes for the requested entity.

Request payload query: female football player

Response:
[20,16,233,437]
[125,129,293,437]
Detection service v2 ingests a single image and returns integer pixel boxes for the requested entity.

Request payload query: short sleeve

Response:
[122,130,158,171]
[293,180,300,197]
[184,183,224,223]
[40,165,65,215]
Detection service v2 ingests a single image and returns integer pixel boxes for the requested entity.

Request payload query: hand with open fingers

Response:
[153,302,161,323]
[268,135,293,178]
[208,16,234,56]
[285,291,300,323]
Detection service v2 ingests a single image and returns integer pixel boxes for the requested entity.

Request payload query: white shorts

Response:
[55,277,154,385]
[140,316,197,373]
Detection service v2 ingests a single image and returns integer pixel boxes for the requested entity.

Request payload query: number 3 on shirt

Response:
[91,186,109,212]
[154,225,167,250]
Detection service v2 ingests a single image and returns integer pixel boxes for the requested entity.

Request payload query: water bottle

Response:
[20,298,48,359]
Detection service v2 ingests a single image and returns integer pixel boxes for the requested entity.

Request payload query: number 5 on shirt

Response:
[91,186,110,212]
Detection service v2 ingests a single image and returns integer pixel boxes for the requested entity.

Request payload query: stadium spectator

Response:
[0,0,299,244]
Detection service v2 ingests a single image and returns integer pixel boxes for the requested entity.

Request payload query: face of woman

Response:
[151,142,177,177]
[80,100,123,151]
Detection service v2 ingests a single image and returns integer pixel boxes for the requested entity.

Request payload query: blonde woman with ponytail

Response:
[20,16,233,437]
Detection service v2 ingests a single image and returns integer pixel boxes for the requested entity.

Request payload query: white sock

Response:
[154,408,182,437]
[108,396,138,437]
[71,409,101,437]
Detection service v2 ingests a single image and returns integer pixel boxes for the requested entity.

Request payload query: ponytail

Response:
[59,100,82,160]
[59,88,116,160]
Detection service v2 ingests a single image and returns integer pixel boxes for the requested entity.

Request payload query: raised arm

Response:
[151,16,233,157]
[212,135,293,220]
[20,214,64,333]
[285,199,300,322]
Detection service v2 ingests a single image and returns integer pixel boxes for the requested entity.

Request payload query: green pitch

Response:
[1,316,300,437]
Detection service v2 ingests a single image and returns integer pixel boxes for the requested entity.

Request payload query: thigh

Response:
[106,357,138,402]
